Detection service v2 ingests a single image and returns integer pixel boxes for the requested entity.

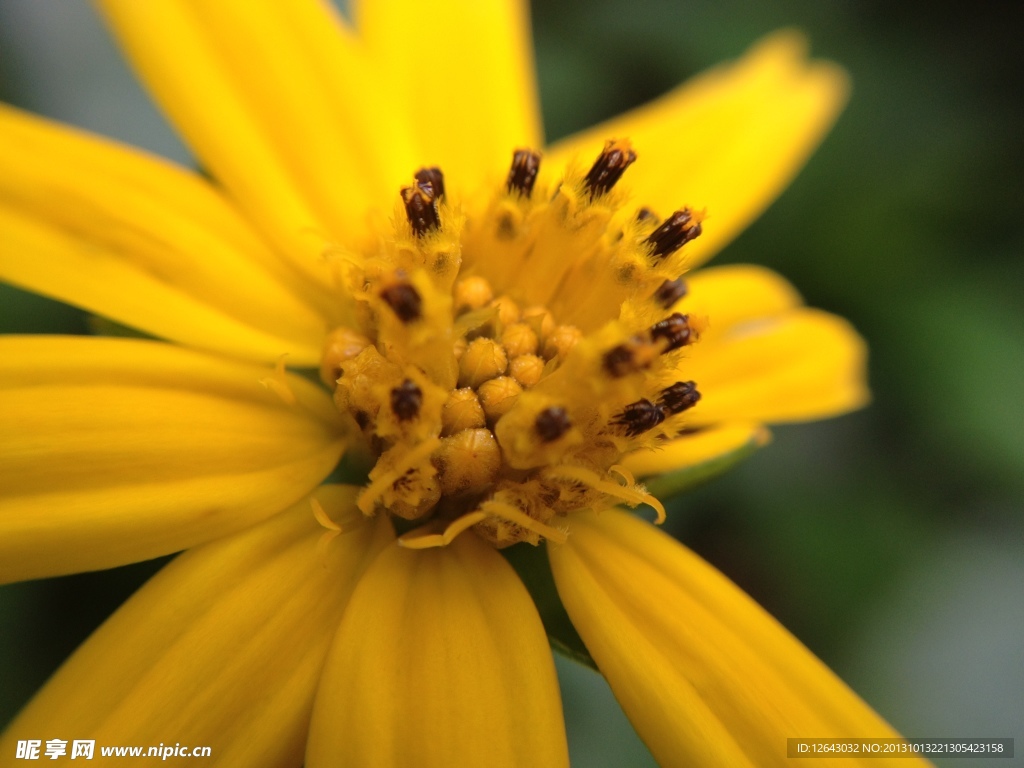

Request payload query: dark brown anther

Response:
[401,176,440,236]
[654,278,688,309]
[403,167,444,237]
[602,335,655,378]
[390,379,423,422]
[584,139,637,199]
[612,398,666,437]
[507,149,541,197]
[535,406,571,442]
[649,312,694,352]
[636,207,658,223]
[415,166,445,201]
[602,344,637,378]
[645,208,702,259]
[658,381,701,414]
[380,282,423,323]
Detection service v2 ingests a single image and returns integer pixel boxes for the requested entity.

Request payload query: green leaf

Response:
[503,541,598,672]
[0,284,87,334]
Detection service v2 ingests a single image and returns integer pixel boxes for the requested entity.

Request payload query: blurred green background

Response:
[1,1,1021,765]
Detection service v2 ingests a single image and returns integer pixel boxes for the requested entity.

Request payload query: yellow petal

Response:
[1,487,392,767]
[547,31,849,267]
[0,105,333,364]
[307,533,568,768]
[549,509,926,768]
[354,0,542,195]
[96,0,393,283]
[683,308,869,424]
[0,336,344,583]
[621,421,770,478]
[681,264,803,336]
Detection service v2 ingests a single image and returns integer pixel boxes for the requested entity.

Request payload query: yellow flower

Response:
[0,1,921,766]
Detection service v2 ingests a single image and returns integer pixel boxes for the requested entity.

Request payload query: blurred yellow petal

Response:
[622,421,770,477]
[307,532,568,768]
[0,487,392,767]
[547,31,848,267]
[96,0,393,285]
[549,509,924,768]
[684,308,869,424]
[681,264,803,336]
[0,336,344,583]
[354,0,542,194]
[173,0,416,217]
[0,105,332,364]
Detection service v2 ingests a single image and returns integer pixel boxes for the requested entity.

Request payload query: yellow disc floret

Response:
[321,142,706,547]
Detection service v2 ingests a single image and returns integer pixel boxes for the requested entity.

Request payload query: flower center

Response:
[320,140,706,548]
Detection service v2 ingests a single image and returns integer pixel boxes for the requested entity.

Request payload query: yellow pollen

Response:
[323,145,706,547]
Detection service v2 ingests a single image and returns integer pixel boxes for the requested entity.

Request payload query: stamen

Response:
[401,181,440,236]
[390,379,422,421]
[636,207,659,223]
[380,281,423,323]
[584,139,637,198]
[612,398,666,437]
[646,208,702,259]
[414,166,445,200]
[602,335,656,378]
[507,149,541,197]
[649,312,695,352]
[659,381,701,414]
[602,344,634,378]
[535,406,571,442]
[654,278,688,309]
